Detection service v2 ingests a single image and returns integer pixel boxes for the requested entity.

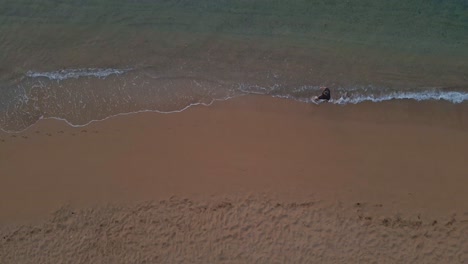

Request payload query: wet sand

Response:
[1,95,467,263]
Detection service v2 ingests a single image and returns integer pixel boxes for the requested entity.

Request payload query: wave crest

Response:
[26,68,131,81]
[332,90,468,104]
[239,84,468,104]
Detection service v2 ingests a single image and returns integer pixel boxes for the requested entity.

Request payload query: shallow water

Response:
[1,0,467,131]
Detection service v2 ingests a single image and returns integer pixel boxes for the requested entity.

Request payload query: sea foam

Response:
[331,90,468,104]
[239,84,468,105]
[26,68,131,81]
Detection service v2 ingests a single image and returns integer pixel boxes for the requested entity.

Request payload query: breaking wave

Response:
[332,90,468,104]
[238,84,468,104]
[25,68,131,81]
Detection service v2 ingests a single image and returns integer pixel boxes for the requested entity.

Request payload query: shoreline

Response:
[2,92,468,134]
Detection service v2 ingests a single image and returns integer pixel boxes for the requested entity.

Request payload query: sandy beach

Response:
[1,1,467,262]
[1,95,467,263]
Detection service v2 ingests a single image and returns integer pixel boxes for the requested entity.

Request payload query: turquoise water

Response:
[1,0,467,131]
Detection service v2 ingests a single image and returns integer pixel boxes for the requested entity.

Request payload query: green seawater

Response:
[1,0,467,83]
[0,0,467,131]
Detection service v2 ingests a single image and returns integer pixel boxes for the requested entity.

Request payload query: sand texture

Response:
[1,196,467,264]
[1,96,468,263]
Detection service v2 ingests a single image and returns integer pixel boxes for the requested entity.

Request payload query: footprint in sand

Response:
[71,133,76,136]
[81,130,87,133]
[57,131,64,134]
[35,130,40,134]
[46,133,52,137]
[22,135,28,139]
[11,134,17,138]
[0,139,5,142]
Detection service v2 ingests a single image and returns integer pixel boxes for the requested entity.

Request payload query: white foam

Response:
[237,83,279,95]
[26,68,131,81]
[241,84,468,105]
[332,90,468,104]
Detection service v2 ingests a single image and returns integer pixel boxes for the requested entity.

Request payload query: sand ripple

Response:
[1,196,467,264]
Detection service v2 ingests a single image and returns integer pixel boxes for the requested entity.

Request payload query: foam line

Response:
[25,68,131,81]
[0,94,245,134]
[331,91,468,104]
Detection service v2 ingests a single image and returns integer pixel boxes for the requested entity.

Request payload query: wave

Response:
[2,72,468,132]
[25,68,131,81]
[238,84,468,104]
[331,90,468,104]
[0,94,242,133]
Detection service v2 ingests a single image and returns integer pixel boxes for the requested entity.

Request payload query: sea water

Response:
[1,0,467,131]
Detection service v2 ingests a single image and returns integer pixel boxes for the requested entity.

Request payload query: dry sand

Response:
[1,95,467,263]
